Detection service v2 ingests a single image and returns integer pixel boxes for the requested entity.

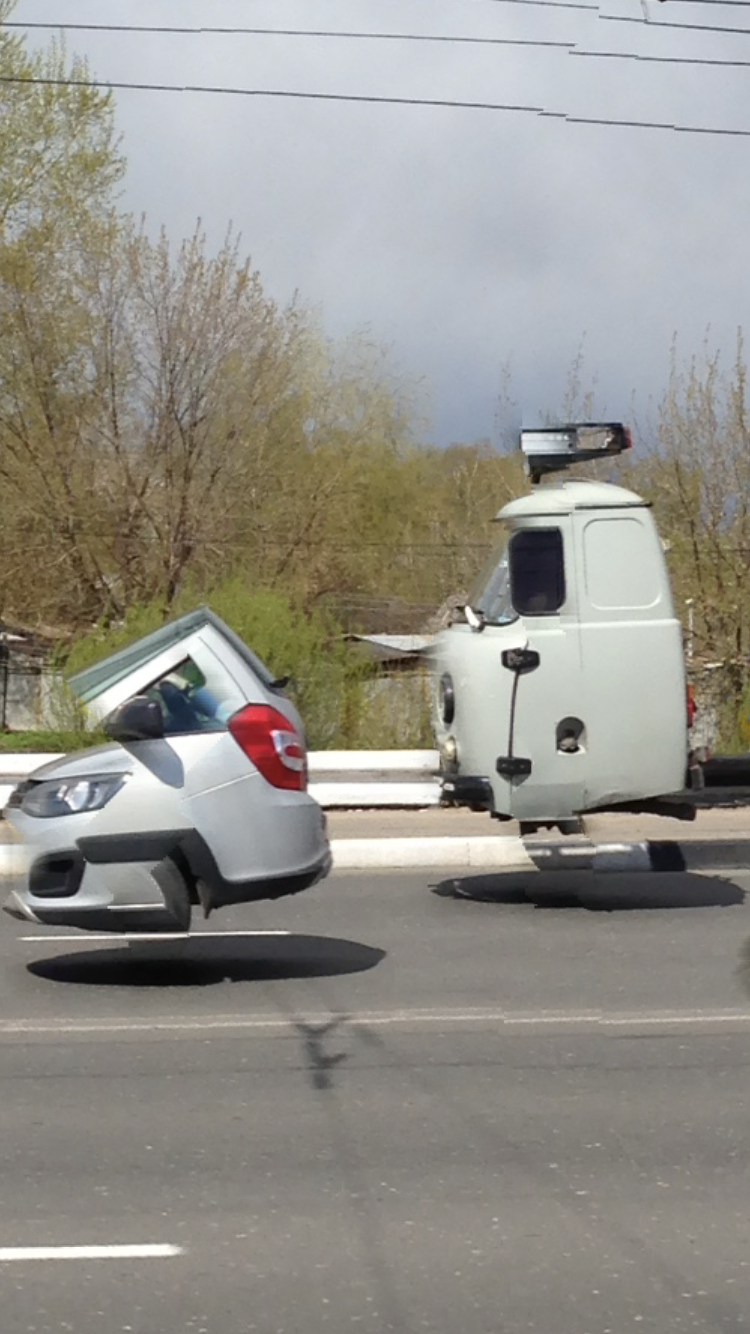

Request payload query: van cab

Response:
[431,429,688,829]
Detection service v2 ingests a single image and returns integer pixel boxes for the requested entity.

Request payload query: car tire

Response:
[150,855,192,932]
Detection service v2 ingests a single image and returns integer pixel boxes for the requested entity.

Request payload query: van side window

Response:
[509,528,565,615]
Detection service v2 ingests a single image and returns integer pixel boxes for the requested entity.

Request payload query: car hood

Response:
[29,743,134,783]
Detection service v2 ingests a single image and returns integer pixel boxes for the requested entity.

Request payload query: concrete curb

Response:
[332,837,536,871]
[1,837,749,878]
[647,839,750,874]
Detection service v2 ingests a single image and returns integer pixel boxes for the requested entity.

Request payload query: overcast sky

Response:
[10,0,750,446]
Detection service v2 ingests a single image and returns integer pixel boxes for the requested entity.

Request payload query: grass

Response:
[0,731,107,753]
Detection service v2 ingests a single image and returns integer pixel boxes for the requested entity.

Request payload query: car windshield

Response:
[469,536,516,626]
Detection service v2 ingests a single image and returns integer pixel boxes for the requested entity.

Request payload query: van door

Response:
[575,511,687,807]
[500,518,586,820]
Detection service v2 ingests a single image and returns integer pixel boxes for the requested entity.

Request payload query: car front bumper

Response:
[3,805,331,934]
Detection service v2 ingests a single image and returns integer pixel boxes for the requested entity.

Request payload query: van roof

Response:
[495,478,647,522]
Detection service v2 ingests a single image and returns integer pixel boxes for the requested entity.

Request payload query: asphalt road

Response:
[3,863,750,1333]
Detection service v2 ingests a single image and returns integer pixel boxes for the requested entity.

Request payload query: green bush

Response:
[198,580,363,749]
[733,683,750,753]
[61,600,171,678]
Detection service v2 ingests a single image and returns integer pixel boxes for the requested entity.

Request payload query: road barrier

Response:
[0,749,443,814]
[2,749,749,816]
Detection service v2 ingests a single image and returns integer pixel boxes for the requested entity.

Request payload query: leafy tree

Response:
[0,3,125,623]
[0,3,123,246]
[618,334,750,746]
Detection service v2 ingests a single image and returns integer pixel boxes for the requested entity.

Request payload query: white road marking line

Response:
[18,930,292,943]
[2,1008,750,1037]
[0,1244,183,1262]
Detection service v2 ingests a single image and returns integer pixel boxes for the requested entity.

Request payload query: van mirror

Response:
[104,696,164,743]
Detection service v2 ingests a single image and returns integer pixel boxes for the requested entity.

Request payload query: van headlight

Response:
[22,775,127,818]
[441,736,458,767]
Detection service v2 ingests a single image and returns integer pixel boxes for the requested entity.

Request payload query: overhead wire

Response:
[602,14,750,35]
[8,23,743,72]
[0,74,542,116]
[1,6,748,137]
[1,73,749,139]
[456,0,597,7]
[2,22,570,49]
[2,19,745,68]
[572,49,750,67]
[658,0,750,6]
[2,0,598,18]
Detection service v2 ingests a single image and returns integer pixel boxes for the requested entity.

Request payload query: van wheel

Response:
[151,856,192,932]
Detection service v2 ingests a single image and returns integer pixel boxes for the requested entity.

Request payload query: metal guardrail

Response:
[0,750,443,813]
[2,750,750,815]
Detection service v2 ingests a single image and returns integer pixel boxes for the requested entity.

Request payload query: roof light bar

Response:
[520,422,632,484]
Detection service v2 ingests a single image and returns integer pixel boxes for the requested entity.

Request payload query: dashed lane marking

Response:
[0,1244,184,1262]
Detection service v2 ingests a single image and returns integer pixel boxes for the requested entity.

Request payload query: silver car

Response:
[3,609,331,934]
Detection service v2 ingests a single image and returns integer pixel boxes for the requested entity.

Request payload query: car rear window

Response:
[143,657,244,735]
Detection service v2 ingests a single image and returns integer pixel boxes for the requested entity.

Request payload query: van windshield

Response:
[469,538,516,626]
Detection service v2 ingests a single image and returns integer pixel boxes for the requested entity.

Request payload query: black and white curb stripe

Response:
[315,837,750,873]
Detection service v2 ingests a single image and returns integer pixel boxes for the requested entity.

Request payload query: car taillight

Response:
[228,705,307,791]
[687,683,696,729]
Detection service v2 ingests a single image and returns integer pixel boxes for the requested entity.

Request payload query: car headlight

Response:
[21,775,128,818]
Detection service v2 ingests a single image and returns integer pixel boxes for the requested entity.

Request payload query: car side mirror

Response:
[104,696,164,743]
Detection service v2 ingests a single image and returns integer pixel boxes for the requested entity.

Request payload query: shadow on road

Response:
[25,933,386,987]
[432,870,746,912]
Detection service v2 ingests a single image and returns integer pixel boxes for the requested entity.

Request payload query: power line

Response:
[2,22,571,50]
[1,73,749,139]
[573,49,750,68]
[602,14,750,35]
[555,112,750,136]
[1,0,600,27]
[0,0,595,34]
[6,20,749,78]
[474,0,596,7]
[0,73,541,114]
